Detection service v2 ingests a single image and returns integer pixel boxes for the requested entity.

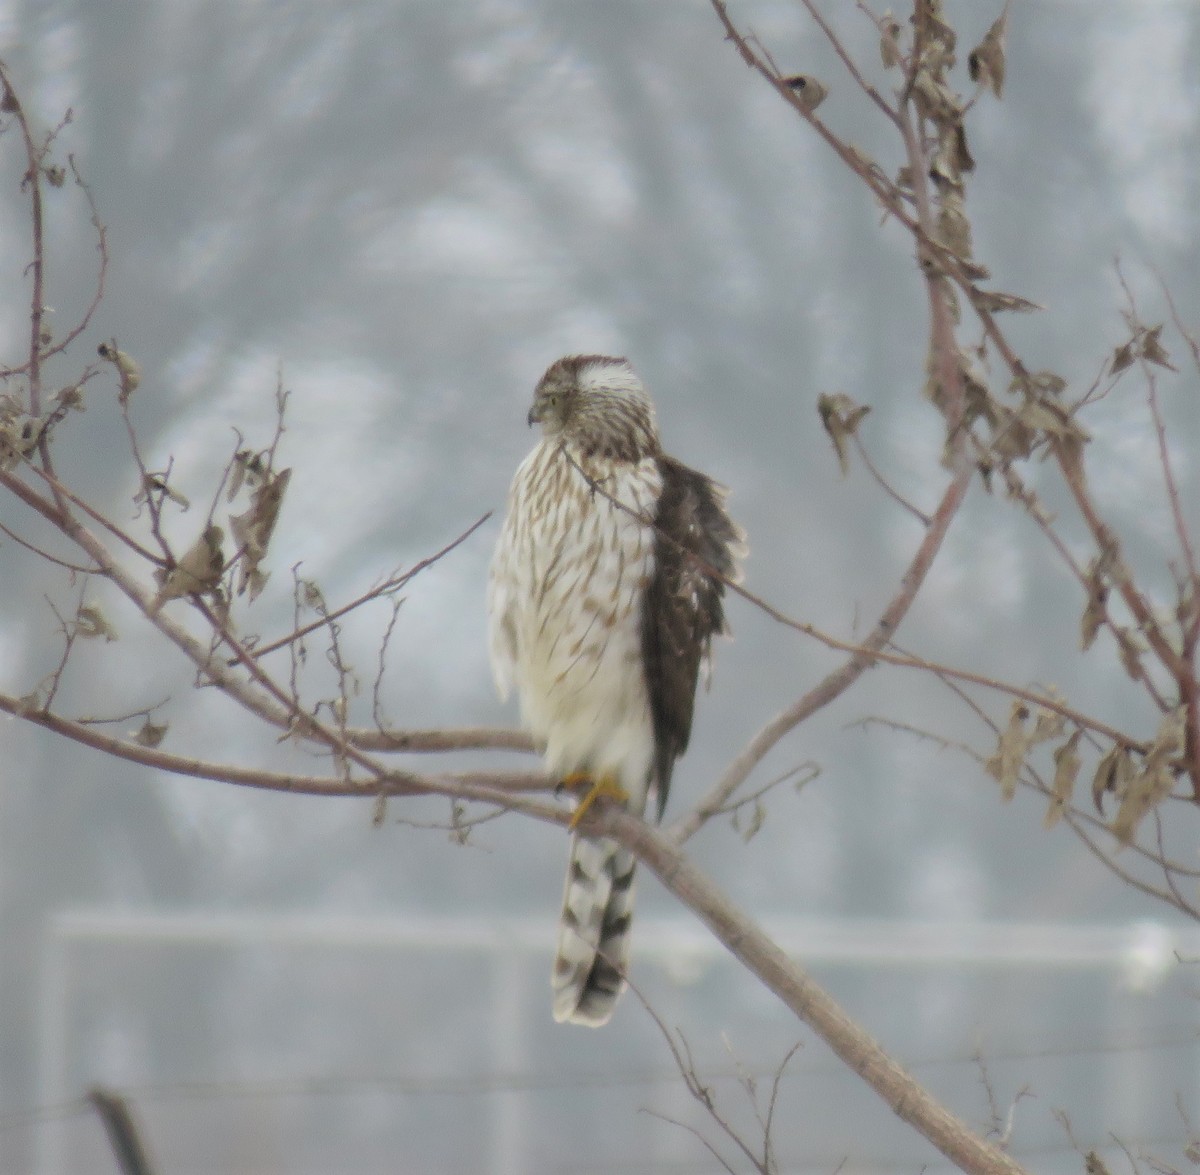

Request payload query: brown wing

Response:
[641,454,743,819]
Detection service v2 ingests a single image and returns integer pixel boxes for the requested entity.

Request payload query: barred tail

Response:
[552,833,637,1027]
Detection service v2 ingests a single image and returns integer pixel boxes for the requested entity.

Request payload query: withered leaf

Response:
[880,11,903,69]
[228,448,270,501]
[817,392,871,476]
[1023,370,1068,396]
[1111,708,1185,845]
[13,689,43,717]
[97,341,141,401]
[1110,339,1137,375]
[231,467,291,599]
[953,124,975,174]
[302,580,325,609]
[911,69,960,123]
[738,798,767,844]
[1114,626,1144,682]
[1080,561,1108,652]
[132,718,169,748]
[1140,324,1178,371]
[243,566,270,602]
[1085,1152,1113,1175]
[987,404,1037,464]
[985,701,1030,801]
[929,139,962,191]
[783,74,828,113]
[1030,706,1066,746]
[1019,398,1073,437]
[140,474,190,511]
[968,8,1008,98]
[75,602,118,642]
[1091,743,1132,814]
[1044,728,1083,829]
[150,524,226,613]
[51,383,85,412]
[973,289,1043,315]
[937,193,973,261]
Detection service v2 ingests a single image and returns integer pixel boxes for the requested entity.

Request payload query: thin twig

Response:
[0,518,100,573]
[243,512,492,663]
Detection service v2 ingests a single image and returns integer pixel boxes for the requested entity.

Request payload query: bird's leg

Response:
[563,774,629,831]
[557,771,592,796]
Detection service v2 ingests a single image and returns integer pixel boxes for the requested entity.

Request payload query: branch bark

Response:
[623,813,1031,1175]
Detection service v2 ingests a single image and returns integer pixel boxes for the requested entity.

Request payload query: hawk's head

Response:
[527,354,660,462]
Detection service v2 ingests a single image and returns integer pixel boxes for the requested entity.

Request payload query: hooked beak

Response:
[526,402,542,428]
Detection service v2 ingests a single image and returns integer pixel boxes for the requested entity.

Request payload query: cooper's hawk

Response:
[487,355,743,1026]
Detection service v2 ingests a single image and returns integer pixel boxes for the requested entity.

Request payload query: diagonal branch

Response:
[618,810,1031,1175]
[672,461,971,843]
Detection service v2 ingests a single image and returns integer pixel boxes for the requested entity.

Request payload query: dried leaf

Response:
[244,566,270,602]
[911,68,960,123]
[0,413,43,465]
[228,448,270,500]
[1044,729,1083,829]
[1086,1152,1114,1175]
[880,11,903,69]
[817,393,871,476]
[1110,339,1137,375]
[1091,743,1132,814]
[140,474,191,512]
[929,140,961,191]
[737,798,766,844]
[231,467,291,597]
[1114,626,1144,682]
[987,403,1037,464]
[985,701,1030,801]
[97,341,141,401]
[1141,324,1178,371]
[968,8,1008,98]
[227,454,248,501]
[75,602,118,642]
[132,718,169,748]
[1030,707,1066,746]
[1019,399,1072,437]
[1111,708,1185,845]
[972,288,1044,314]
[50,383,85,412]
[953,124,975,174]
[13,689,43,717]
[916,8,957,56]
[1080,561,1108,652]
[1022,370,1068,396]
[150,524,226,613]
[783,74,828,113]
[937,192,973,261]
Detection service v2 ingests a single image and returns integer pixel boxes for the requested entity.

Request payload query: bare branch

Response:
[243,512,492,664]
[617,811,1032,1175]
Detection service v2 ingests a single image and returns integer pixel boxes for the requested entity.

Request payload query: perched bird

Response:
[488,355,743,1026]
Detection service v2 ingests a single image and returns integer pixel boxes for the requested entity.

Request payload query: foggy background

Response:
[1,1,1198,1172]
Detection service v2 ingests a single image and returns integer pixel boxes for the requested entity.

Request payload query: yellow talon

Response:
[564,774,629,830]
